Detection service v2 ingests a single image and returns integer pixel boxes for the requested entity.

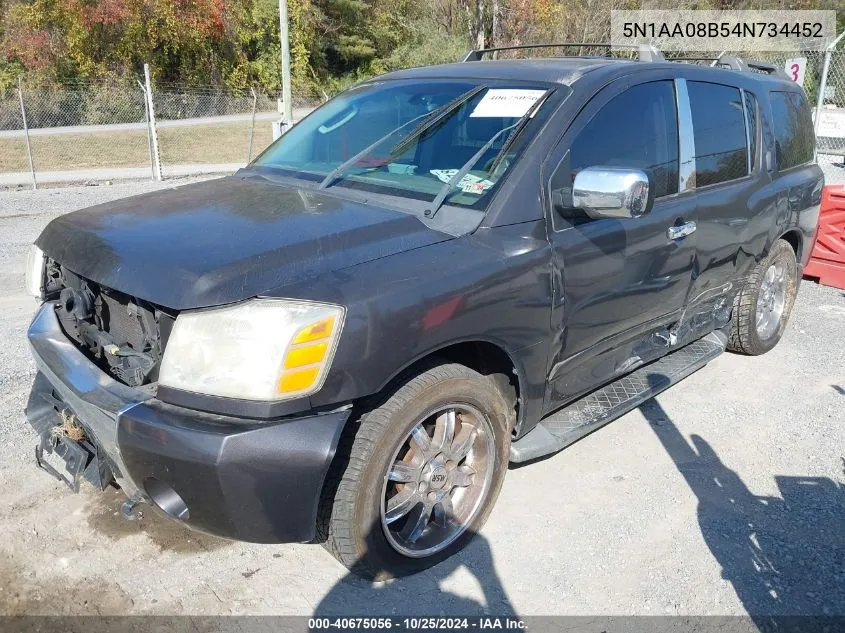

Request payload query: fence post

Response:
[17,78,37,190]
[815,50,833,134]
[814,30,845,135]
[246,87,258,164]
[138,80,155,181]
[144,64,163,181]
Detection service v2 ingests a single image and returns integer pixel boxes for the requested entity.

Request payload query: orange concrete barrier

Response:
[804,185,845,290]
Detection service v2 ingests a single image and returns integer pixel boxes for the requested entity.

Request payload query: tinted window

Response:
[744,90,758,172]
[770,91,814,169]
[569,81,679,199]
[688,82,748,187]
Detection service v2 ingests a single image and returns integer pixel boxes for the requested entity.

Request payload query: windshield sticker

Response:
[469,89,547,118]
[430,169,486,189]
[461,179,494,195]
[430,169,479,184]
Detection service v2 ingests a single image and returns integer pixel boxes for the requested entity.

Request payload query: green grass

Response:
[0,122,275,173]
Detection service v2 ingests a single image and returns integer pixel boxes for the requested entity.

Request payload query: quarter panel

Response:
[767,164,824,268]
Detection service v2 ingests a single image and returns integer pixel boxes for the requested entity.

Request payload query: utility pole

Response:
[278,0,293,134]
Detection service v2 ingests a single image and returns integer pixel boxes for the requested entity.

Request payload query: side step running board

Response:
[509,331,727,463]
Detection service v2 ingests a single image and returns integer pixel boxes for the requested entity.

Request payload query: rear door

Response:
[543,75,698,411]
[678,79,760,342]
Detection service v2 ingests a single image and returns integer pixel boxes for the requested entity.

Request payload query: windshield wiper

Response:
[388,84,486,157]
[487,89,552,176]
[425,89,552,219]
[319,85,486,189]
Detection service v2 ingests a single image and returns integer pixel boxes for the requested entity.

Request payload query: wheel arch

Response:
[777,228,803,262]
[371,339,523,435]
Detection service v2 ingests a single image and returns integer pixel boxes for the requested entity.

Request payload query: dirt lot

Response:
[0,179,843,618]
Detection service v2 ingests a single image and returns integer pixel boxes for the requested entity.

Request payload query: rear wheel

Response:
[317,362,514,579]
[728,239,799,355]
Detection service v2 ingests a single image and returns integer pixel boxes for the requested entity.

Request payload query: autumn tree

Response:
[1,0,842,94]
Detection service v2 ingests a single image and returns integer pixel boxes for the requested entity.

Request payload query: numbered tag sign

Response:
[784,57,807,86]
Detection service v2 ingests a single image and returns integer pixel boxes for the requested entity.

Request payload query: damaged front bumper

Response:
[25,302,351,543]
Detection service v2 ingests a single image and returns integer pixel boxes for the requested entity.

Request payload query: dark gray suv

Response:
[24,45,823,578]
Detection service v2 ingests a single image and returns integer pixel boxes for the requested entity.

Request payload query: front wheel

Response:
[728,238,799,355]
[317,362,514,579]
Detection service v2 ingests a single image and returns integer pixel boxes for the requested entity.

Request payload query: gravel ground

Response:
[0,180,843,618]
[818,156,845,187]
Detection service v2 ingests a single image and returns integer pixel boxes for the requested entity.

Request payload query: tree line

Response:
[0,0,842,95]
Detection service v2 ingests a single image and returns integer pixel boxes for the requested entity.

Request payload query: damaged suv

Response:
[24,46,822,577]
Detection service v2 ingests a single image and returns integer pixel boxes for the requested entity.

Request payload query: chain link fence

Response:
[0,84,150,183]
[813,49,845,166]
[0,76,320,187]
[150,86,286,170]
[0,50,842,188]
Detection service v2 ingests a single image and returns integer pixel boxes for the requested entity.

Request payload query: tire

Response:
[728,239,799,356]
[317,361,515,579]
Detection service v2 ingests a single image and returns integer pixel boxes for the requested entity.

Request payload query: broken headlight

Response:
[25,244,45,300]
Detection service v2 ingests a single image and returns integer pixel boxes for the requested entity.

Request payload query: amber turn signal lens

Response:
[284,342,328,369]
[279,367,320,394]
[292,316,335,345]
[278,312,342,396]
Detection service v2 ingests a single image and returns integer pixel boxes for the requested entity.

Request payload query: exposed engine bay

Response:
[45,259,175,387]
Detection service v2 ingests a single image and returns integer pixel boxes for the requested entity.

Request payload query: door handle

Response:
[668,221,696,240]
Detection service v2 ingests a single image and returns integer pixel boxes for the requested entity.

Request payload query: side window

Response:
[687,81,748,187]
[770,90,815,170]
[743,90,758,172]
[568,81,680,200]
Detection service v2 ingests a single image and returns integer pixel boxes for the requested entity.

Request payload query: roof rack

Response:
[461,43,665,63]
[462,43,791,80]
[708,53,791,79]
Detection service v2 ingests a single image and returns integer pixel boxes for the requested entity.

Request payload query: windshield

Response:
[253,79,557,209]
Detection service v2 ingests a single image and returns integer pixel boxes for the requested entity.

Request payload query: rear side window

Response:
[687,81,748,187]
[569,80,679,199]
[743,90,758,172]
[770,91,814,170]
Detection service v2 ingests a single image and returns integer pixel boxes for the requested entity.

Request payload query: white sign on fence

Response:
[784,57,807,86]
[817,109,845,139]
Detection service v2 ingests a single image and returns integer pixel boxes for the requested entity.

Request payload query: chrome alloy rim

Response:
[756,262,787,340]
[380,404,495,558]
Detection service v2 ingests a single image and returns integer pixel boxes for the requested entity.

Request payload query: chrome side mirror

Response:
[572,167,653,219]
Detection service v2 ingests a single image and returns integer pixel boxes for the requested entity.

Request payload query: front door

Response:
[544,77,698,413]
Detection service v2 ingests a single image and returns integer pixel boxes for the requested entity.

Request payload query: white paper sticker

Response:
[470,89,547,118]
[429,169,494,194]
[430,169,460,184]
[460,179,494,195]
[430,169,484,187]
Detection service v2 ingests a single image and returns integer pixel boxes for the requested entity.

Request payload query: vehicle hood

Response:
[36,176,452,310]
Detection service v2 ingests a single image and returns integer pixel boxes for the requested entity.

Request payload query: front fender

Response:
[266,223,555,433]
